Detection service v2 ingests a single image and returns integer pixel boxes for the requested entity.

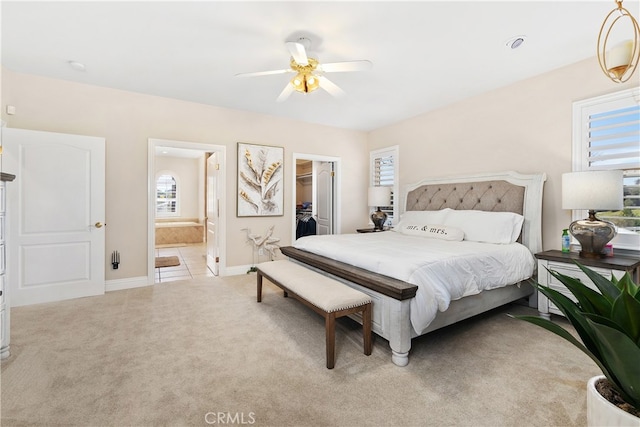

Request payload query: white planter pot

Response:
[587,376,640,427]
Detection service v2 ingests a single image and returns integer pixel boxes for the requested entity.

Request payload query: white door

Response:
[3,128,105,307]
[206,153,219,275]
[316,161,334,235]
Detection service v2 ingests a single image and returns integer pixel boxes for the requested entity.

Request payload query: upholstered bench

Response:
[256,260,373,369]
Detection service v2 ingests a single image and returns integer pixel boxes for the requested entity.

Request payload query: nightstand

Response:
[356,228,388,233]
[535,249,640,319]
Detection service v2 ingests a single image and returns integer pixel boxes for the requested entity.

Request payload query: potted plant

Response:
[513,262,640,425]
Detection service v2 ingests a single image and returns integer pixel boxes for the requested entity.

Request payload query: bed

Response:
[279,170,546,366]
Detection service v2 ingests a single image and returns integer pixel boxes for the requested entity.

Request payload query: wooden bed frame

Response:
[280,171,547,366]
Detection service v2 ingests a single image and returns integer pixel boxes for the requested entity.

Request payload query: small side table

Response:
[535,249,640,319]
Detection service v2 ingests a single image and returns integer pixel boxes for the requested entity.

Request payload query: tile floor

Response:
[154,242,215,283]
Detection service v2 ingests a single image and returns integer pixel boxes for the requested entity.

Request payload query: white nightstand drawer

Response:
[0,214,4,243]
[547,263,612,288]
[0,275,4,305]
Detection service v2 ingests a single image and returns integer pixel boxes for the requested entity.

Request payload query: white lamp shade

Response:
[562,170,624,210]
[368,186,391,207]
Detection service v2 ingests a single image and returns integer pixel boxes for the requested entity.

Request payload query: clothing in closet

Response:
[296,213,317,239]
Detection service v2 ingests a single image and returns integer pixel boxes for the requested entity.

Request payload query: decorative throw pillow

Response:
[397,223,465,241]
[395,209,452,231]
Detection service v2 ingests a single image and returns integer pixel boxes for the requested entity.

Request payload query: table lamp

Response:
[368,186,391,231]
[562,170,623,258]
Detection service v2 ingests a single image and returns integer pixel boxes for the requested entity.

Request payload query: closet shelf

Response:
[296,173,312,184]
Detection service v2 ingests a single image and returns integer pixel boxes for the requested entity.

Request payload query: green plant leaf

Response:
[582,313,622,331]
[575,262,621,303]
[611,291,640,344]
[548,269,611,316]
[587,319,640,410]
[534,284,604,357]
[616,273,640,300]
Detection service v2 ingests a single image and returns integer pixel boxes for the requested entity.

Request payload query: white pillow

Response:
[443,210,524,244]
[397,223,464,241]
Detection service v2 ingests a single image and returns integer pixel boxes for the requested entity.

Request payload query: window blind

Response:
[372,153,394,224]
[574,88,640,248]
[588,104,639,229]
[587,104,640,171]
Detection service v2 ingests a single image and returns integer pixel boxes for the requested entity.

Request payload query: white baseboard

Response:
[106,276,151,292]
[105,267,254,291]
[223,264,258,276]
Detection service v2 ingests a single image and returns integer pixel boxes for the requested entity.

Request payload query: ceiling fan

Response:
[235,37,372,102]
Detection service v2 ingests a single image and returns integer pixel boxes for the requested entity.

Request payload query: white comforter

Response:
[293,232,535,334]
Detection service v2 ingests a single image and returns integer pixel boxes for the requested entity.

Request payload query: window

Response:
[573,87,640,251]
[156,173,179,216]
[370,146,399,226]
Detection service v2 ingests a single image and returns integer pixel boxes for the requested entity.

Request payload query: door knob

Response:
[94,222,104,228]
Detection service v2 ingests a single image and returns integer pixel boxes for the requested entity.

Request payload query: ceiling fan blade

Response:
[235,69,291,78]
[319,60,373,73]
[276,83,295,103]
[318,76,346,98]
[285,41,308,66]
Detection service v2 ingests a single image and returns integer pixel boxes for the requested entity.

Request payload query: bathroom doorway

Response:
[148,139,227,283]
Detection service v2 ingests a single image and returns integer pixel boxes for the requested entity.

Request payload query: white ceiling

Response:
[2,1,637,132]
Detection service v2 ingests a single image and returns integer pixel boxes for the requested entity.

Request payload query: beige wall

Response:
[1,69,369,280]
[155,155,202,221]
[368,57,638,252]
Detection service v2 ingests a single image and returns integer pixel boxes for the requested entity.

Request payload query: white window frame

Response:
[572,87,640,252]
[156,170,180,217]
[369,145,399,227]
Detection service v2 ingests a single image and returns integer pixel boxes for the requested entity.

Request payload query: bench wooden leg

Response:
[325,312,336,369]
[257,273,263,303]
[363,303,372,356]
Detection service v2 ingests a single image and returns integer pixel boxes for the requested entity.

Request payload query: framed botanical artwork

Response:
[237,142,284,217]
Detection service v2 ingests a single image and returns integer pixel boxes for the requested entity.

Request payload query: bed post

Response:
[387,299,413,367]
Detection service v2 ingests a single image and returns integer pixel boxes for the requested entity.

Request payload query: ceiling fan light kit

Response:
[290,58,320,93]
[597,0,640,83]
[236,37,372,101]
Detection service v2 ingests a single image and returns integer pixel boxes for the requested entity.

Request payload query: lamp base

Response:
[371,209,387,231]
[578,250,609,259]
[569,211,617,258]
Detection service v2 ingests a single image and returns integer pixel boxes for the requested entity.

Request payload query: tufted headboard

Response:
[406,180,525,214]
[400,171,546,253]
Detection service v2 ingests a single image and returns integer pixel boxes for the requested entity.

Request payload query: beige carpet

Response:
[1,274,599,426]
[155,255,181,268]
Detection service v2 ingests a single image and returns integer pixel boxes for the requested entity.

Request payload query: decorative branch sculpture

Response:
[242,226,280,272]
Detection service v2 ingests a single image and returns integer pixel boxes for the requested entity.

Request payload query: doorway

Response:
[292,153,341,240]
[148,139,226,283]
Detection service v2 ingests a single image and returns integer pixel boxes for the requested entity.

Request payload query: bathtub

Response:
[155,221,204,245]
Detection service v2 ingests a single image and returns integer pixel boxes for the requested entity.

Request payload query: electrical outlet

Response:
[258,248,265,256]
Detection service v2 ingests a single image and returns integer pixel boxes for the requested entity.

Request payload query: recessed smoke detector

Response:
[505,35,527,50]
[68,60,86,72]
